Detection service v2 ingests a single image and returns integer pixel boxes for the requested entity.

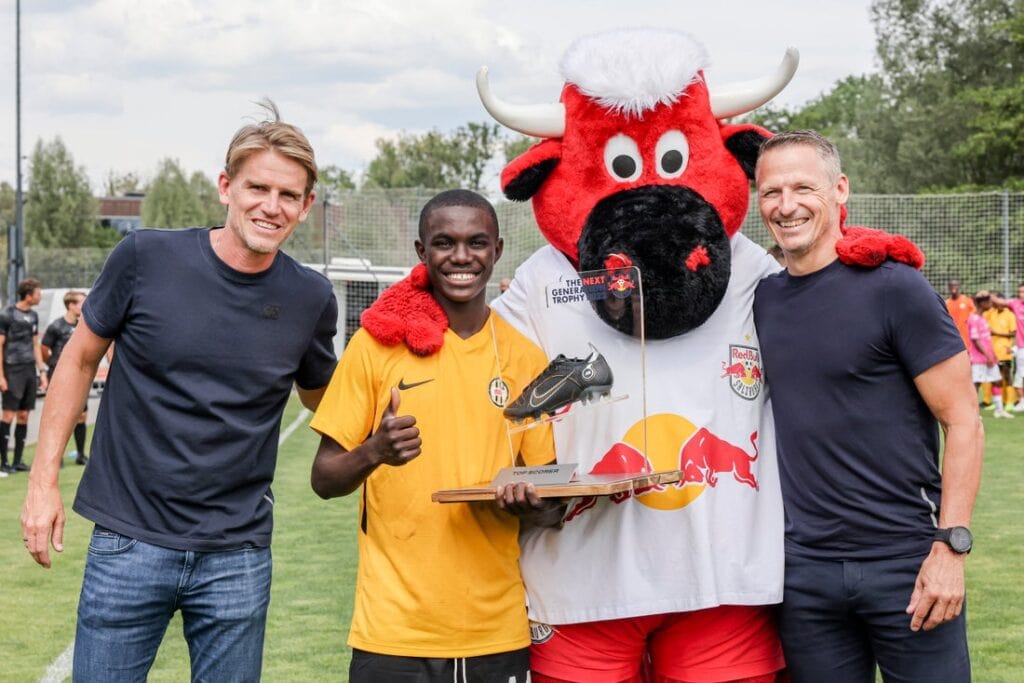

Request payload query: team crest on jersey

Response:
[488,378,510,407]
[720,345,763,400]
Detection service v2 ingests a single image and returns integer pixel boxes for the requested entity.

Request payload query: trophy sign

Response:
[433,263,684,503]
[501,264,641,433]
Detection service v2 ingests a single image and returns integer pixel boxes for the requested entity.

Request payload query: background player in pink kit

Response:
[972,292,1013,418]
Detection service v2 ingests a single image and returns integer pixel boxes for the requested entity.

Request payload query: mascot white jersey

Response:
[492,236,783,624]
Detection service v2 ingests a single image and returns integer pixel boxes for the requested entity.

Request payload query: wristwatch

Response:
[934,526,973,554]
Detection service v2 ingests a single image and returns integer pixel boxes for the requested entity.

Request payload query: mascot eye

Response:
[604,134,643,182]
[655,130,689,179]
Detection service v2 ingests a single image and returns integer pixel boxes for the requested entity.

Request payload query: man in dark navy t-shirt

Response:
[753,131,982,682]
[21,101,338,682]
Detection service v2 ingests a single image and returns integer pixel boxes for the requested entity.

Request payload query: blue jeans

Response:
[74,525,272,682]
[779,552,970,683]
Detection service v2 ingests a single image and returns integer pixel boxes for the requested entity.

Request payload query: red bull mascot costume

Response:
[360,28,922,683]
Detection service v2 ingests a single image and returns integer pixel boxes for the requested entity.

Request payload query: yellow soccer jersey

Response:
[311,311,554,658]
[984,308,1016,361]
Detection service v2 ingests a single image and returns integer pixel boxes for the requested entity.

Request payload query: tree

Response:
[103,170,143,196]
[24,137,98,248]
[189,171,226,226]
[866,0,1024,190]
[142,159,209,228]
[950,11,1024,186]
[90,224,124,248]
[364,132,455,190]
[750,1,1023,192]
[451,122,501,191]
[503,135,538,164]
[363,122,502,191]
[316,164,357,199]
[0,181,14,230]
[747,75,903,192]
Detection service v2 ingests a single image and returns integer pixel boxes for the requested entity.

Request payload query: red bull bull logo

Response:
[722,344,763,400]
[563,414,761,522]
[680,428,759,490]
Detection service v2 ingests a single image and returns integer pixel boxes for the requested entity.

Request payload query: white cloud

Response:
[0,0,878,189]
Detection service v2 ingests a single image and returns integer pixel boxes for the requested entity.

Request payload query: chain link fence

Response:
[17,190,1024,341]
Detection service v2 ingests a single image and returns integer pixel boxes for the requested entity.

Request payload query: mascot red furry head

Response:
[479,30,796,337]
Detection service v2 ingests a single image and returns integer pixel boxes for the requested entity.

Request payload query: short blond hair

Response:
[224,99,318,196]
[63,290,85,309]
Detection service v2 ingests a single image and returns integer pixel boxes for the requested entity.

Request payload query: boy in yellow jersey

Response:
[985,292,1018,413]
[310,189,558,683]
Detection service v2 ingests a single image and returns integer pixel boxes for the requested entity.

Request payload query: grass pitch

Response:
[0,400,1020,681]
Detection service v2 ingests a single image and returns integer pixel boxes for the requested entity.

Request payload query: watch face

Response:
[949,527,973,553]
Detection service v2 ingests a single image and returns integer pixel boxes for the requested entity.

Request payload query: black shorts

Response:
[2,364,38,411]
[349,647,530,683]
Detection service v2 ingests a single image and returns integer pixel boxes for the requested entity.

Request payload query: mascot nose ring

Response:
[685,245,711,272]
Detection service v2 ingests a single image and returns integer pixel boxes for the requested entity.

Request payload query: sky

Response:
[0,0,880,194]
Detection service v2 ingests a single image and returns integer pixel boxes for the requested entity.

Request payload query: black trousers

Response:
[349,647,531,683]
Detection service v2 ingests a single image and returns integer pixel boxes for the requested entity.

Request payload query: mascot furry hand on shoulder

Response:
[362,30,921,351]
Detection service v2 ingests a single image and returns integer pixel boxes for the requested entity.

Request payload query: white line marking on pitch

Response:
[279,408,311,445]
[40,407,313,682]
[39,641,74,683]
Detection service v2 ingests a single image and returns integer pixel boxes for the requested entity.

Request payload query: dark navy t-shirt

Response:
[74,228,338,551]
[753,259,963,560]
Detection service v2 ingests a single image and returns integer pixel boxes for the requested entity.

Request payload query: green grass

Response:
[0,401,1021,680]
[962,411,1024,680]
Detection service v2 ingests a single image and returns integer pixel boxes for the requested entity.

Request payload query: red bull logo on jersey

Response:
[721,344,762,400]
[563,414,760,522]
[680,428,759,490]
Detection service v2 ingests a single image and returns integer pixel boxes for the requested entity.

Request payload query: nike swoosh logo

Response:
[398,378,434,391]
[528,374,571,408]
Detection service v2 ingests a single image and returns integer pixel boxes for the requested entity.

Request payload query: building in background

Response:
[97,194,144,234]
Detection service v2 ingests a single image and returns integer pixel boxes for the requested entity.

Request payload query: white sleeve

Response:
[491,252,545,346]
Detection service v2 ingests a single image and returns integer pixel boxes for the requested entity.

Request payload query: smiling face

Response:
[218,149,315,271]
[756,143,849,276]
[415,205,503,315]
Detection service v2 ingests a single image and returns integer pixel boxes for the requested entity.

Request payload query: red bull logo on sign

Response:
[607,269,636,299]
[721,344,763,400]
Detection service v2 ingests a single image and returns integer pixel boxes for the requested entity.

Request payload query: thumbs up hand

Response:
[370,387,422,467]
